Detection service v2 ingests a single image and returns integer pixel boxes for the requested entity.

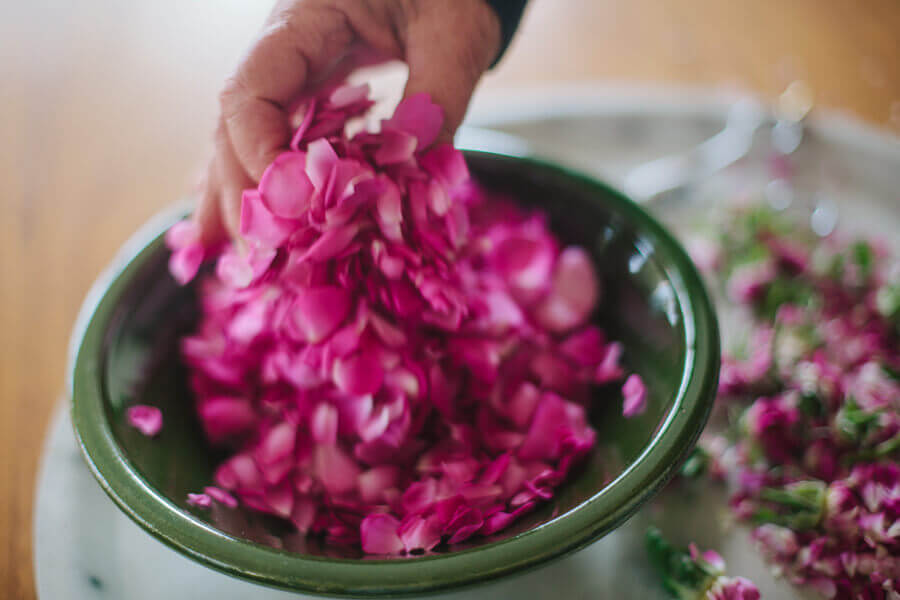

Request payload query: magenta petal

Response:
[290,98,317,150]
[315,445,360,495]
[374,129,417,165]
[216,249,253,288]
[360,514,404,555]
[358,465,400,503]
[203,486,238,508]
[481,510,515,535]
[420,144,469,189]
[330,83,370,108]
[560,327,607,366]
[595,342,625,383]
[300,223,360,262]
[508,382,541,428]
[333,348,384,396]
[518,394,573,461]
[291,286,353,343]
[554,247,599,314]
[398,515,441,552]
[257,422,297,465]
[240,189,299,248]
[259,151,314,218]
[215,453,262,490]
[306,138,338,190]
[534,247,598,333]
[311,402,339,445]
[402,479,438,514]
[166,219,200,249]
[199,397,257,442]
[446,507,483,544]
[376,180,403,224]
[126,405,162,437]
[265,482,295,518]
[290,497,317,532]
[385,93,443,150]
[622,374,647,418]
[169,244,204,285]
[187,493,212,509]
[368,311,407,347]
[493,235,554,297]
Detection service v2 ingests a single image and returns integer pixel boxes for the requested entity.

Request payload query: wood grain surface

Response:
[2,1,897,597]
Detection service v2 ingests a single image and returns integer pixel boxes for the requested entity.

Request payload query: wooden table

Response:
[2,1,897,597]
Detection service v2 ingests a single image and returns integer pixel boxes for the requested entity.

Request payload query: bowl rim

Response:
[69,149,720,597]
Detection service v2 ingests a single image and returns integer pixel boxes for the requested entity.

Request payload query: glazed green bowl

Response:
[70,150,719,597]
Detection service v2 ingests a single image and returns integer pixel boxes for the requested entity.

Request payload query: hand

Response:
[197,0,501,243]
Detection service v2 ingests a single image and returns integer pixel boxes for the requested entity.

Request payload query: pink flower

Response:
[727,260,776,303]
[705,576,760,600]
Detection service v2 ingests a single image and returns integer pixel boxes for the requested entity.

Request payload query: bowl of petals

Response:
[70,84,719,597]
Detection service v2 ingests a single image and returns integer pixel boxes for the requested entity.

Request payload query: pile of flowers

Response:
[687,206,900,599]
[646,527,760,600]
[158,85,645,554]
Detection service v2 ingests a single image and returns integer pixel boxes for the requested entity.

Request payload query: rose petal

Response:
[291,286,353,343]
[259,152,314,218]
[385,93,443,150]
[240,189,299,248]
[187,493,212,508]
[126,405,163,437]
[169,244,204,285]
[203,486,238,508]
[333,348,384,396]
[360,513,404,554]
[622,374,647,418]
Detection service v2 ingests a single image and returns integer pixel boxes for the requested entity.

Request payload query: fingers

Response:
[402,0,501,143]
[219,5,355,181]
[194,157,226,246]
[216,120,257,240]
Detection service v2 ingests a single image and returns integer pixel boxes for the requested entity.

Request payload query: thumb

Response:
[401,1,500,144]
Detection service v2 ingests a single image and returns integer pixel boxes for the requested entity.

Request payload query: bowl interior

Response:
[74,151,717,595]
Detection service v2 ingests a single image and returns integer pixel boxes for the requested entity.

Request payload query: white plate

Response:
[35,86,899,599]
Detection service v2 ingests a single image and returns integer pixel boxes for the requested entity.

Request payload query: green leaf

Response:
[755,480,826,531]
[835,397,879,442]
[757,277,817,321]
[850,241,874,281]
[680,446,711,479]
[645,527,718,599]
[799,393,824,418]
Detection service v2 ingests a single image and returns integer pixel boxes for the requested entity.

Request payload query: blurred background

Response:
[1,0,898,597]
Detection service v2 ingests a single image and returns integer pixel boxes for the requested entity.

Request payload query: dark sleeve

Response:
[484,0,528,67]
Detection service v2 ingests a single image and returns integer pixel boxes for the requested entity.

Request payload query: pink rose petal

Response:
[622,374,647,418]
[385,93,443,150]
[290,286,353,343]
[126,405,163,437]
[169,244,204,285]
[203,486,238,508]
[240,189,299,248]
[187,493,212,508]
[360,514,404,554]
[259,152,314,218]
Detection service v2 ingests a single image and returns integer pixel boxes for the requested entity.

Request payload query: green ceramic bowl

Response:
[70,150,719,597]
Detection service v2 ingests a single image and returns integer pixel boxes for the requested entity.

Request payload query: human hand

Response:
[196,0,501,243]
